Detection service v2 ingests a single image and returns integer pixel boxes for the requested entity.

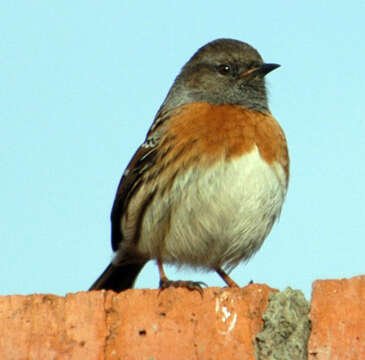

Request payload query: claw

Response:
[159,279,206,296]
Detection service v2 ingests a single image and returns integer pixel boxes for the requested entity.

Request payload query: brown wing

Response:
[110,107,169,251]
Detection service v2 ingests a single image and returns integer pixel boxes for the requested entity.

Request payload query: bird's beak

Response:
[240,63,280,80]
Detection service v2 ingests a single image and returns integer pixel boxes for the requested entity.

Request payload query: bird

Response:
[89,38,289,292]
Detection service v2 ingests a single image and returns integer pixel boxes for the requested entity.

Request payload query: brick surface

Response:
[308,275,365,360]
[0,291,107,360]
[0,285,275,360]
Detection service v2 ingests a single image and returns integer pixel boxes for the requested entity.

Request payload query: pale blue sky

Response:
[1,1,364,298]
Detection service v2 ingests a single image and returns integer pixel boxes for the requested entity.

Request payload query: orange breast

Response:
[158,102,289,182]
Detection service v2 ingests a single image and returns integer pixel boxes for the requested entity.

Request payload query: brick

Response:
[0,291,107,360]
[0,285,275,360]
[308,275,365,360]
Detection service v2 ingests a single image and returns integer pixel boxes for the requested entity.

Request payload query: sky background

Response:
[1,1,364,299]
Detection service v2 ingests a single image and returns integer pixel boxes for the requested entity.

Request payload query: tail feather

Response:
[89,263,145,292]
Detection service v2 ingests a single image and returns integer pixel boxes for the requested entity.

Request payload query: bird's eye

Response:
[217,64,231,75]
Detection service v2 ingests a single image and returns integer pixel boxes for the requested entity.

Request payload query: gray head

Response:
[163,38,279,113]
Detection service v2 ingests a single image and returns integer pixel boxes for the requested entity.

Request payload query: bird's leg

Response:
[157,259,206,295]
[216,267,239,288]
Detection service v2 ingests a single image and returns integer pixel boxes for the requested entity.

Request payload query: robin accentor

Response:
[90,38,289,292]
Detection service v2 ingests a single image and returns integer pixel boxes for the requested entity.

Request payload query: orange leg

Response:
[157,259,169,283]
[216,268,239,288]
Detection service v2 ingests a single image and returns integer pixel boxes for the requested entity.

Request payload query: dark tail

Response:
[89,262,145,292]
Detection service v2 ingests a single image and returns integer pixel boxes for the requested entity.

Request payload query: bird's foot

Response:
[159,279,206,295]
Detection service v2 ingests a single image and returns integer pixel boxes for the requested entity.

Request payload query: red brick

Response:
[0,291,107,360]
[308,275,365,359]
[0,285,275,360]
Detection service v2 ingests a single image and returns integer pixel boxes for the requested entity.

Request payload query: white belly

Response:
[133,146,287,271]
